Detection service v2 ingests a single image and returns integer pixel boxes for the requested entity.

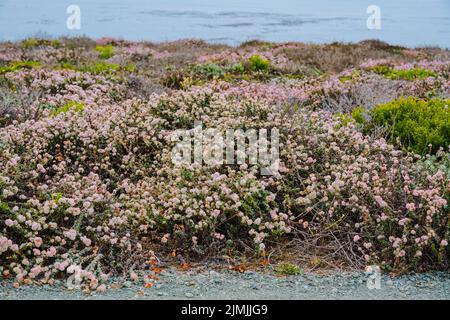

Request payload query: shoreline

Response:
[2,36,450,51]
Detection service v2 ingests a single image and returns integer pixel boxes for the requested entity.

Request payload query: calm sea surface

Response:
[0,0,449,47]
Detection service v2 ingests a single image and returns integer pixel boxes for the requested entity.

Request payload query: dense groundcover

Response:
[0,38,449,289]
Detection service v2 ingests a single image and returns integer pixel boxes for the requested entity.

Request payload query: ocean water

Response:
[0,0,449,48]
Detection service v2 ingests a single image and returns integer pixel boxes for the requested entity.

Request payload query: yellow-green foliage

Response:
[0,61,41,74]
[21,38,61,49]
[248,54,270,72]
[371,98,449,154]
[369,65,436,80]
[339,70,361,83]
[59,61,134,74]
[351,106,367,125]
[275,263,302,276]
[334,112,352,128]
[369,65,391,75]
[389,68,437,80]
[95,45,114,59]
[50,101,86,116]
[58,62,77,70]
[81,62,121,74]
[334,107,367,130]
[229,63,245,74]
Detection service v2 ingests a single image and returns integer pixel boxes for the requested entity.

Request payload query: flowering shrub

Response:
[0,80,42,127]
[0,69,124,126]
[0,98,166,287]
[276,111,449,272]
[0,38,449,289]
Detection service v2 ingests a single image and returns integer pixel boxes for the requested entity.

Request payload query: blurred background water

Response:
[0,0,449,47]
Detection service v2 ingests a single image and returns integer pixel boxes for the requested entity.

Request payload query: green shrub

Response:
[124,64,136,72]
[248,54,270,72]
[339,70,361,83]
[229,63,245,74]
[335,107,367,129]
[192,63,224,79]
[275,263,302,276]
[370,98,449,154]
[21,38,61,49]
[351,106,367,125]
[60,61,133,75]
[80,62,121,74]
[95,45,114,59]
[388,68,436,80]
[58,62,77,70]
[0,61,41,74]
[334,112,352,128]
[369,65,391,76]
[49,101,86,116]
[369,65,436,80]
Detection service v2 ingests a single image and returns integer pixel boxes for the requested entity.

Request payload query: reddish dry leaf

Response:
[154,267,162,274]
[180,262,190,271]
[229,264,247,273]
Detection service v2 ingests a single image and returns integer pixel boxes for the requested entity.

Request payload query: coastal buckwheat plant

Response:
[0,38,449,289]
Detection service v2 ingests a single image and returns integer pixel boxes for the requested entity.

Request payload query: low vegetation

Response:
[369,98,449,154]
[0,37,448,291]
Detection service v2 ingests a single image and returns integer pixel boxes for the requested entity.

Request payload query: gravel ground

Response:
[1,269,450,300]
